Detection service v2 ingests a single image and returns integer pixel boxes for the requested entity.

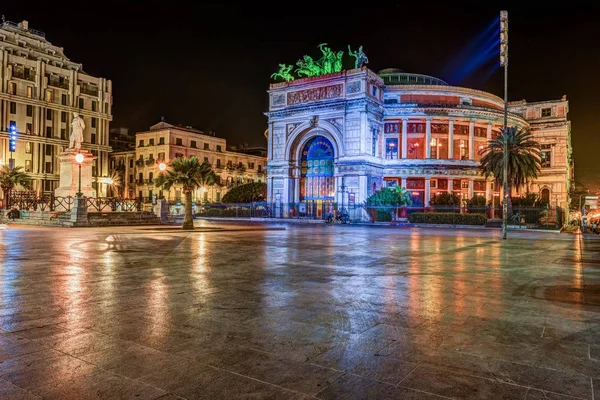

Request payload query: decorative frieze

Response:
[384,122,400,133]
[287,84,343,105]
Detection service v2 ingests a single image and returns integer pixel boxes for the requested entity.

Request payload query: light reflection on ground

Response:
[0,222,598,399]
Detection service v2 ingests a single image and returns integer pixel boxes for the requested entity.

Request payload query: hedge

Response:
[407,212,486,225]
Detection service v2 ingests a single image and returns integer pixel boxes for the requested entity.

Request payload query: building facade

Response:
[110,121,267,204]
[266,67,572,217]
[0,20,112,198]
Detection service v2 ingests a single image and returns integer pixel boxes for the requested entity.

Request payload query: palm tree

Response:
[479,126,541,212]
[155,157,217,230]
[394,186,413,206]
[0,166,30,209]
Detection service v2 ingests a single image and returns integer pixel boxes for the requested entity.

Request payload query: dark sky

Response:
[3,2,599,190]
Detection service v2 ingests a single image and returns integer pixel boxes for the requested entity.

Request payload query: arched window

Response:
[299,136,335,201]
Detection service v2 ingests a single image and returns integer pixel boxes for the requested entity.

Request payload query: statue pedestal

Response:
[54,149,97,198]
[70,196,89,226]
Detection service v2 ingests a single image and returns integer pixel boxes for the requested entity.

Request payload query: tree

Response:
[0,166,30,208]
[364,186,412,221]
[467,195,487,206]
[510,193,539,207]
[155,157,217,230]
[479,126,541,213]
[222,182,266,203]
[569,180,589,212]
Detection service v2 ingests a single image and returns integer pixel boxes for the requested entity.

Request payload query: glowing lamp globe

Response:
[75,154,84,163]
[159,163,166,171]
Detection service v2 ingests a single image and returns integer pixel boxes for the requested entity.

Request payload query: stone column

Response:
[469,120,475,160]
[468,179,474,200]
[448,119,454,159]
[424,178,431,207]
[425,118,432,159]
[486,180,492,202]
[448,178,454,194]
[153,198,169,222]
[487,122,492,142]
[401,177,407,188]
[401,119,408,159]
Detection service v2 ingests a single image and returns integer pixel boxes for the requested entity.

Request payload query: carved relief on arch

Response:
[286,123,300,139]
[326,118,343,132]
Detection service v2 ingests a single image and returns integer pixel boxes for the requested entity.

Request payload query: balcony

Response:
[135,160,145,167]
[48,79,69,89]
[12,70,35,82]
[145,159,155,166]
[80,85,99,97]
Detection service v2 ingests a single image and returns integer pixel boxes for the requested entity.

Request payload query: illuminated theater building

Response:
[266,66,572,217]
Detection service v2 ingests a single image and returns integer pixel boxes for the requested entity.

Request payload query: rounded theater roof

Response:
[377,69,448,86]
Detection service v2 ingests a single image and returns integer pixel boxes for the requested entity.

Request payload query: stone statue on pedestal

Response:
[69,112,85,149]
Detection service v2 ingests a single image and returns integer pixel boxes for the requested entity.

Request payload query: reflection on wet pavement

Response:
[0,222,599,399]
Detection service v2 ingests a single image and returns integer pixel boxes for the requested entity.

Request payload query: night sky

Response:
[3,3,599,190]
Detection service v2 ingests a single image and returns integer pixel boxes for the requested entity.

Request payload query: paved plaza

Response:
[0,222,599,399]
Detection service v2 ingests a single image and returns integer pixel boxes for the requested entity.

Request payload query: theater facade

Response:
[265,66,572,218]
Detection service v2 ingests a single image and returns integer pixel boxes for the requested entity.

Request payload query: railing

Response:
[84,197,141,212]
[1,21,46,38]
[135,160,145,166]
[12,70,35,82]
[190,202,564,229]
[145,159,155,165]
[6,192,141,212]
[48,80,69,89]
[80,86,99,96]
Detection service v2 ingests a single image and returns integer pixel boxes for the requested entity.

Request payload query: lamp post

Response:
[500,10,509,239]
[75,153,84,197]
[580,190,590,232]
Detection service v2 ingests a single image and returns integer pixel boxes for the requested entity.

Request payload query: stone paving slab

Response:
[0,223,598,399]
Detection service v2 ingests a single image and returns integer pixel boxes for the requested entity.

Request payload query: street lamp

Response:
[75,153,84,197]
[500,10,509,239]
[159,162,166,171]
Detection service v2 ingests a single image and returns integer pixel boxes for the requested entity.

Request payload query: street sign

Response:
[9,123,17,152]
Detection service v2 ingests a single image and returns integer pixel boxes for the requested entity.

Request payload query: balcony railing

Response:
[135,160,145,167]
[48,80,69,89]
[13,70,35,82]
[80,86,99,96]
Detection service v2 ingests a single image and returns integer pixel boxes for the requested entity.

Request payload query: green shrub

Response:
[430,192,460,206]
[376,209,393,222]
[407,212,486,225]
[222,182,266,203]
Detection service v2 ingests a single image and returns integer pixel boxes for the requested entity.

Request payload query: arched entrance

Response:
[541,188,550,204]
[300,136,335,218]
